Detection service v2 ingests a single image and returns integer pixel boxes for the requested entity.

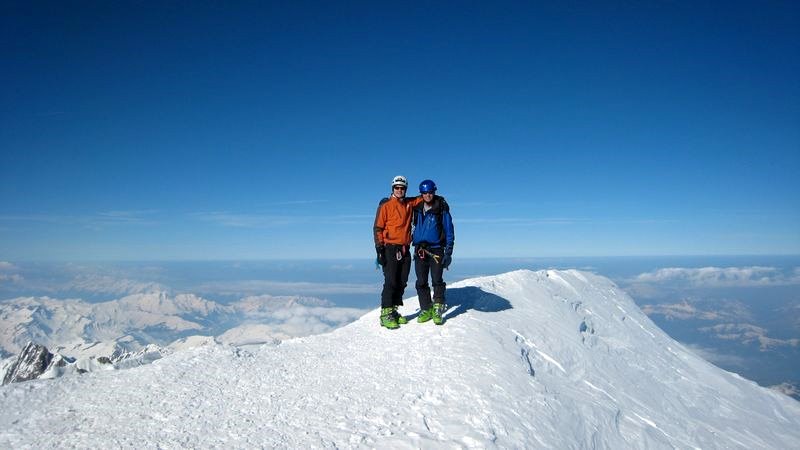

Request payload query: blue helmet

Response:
[419,179,437,194]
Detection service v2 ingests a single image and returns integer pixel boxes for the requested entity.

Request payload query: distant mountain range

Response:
[0,291,366,383]
[2,270,799,448]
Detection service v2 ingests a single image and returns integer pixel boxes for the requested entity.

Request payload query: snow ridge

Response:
[1,269,799,448]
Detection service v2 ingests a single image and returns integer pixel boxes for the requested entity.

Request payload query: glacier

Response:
[1,269,798,448]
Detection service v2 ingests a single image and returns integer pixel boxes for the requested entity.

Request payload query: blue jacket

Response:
[412,196,455,250]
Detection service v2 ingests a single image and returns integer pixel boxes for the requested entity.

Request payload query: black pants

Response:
[381,244,411,309]
[414,247,446,310]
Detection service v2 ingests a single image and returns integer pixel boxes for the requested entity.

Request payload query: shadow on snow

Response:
[442,286,513,321]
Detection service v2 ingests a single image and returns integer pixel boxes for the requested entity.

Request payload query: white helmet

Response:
[391,175,408,188]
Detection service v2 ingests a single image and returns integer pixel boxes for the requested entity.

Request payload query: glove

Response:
[376,245,386,267]
[442,247,453,269]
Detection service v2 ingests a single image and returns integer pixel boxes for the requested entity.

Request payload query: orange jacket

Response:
[373,195,424,246]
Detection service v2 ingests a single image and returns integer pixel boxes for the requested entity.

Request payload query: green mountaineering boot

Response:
[392,306,408,325]
[417,307,434,323]
[432,303,445,325]
[380,307,399,329]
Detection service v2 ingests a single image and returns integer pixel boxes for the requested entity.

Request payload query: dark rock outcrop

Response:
[2,342,54,385]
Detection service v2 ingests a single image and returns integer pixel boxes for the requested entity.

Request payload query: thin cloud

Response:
[453,201,512,208]
[197,280,379,296]
[0,214,76,224]
[191,212,302,227]
[632,266,800,287]
[770,383,799,398]
[458,217,586,225]
[84,210,161,230]
[191,211,372,228]
[0,211,160,228]
[457,217,677,226]
[65,274,167,296]
[7,264,169,296]
[210,298,369,345]
[0,262,23,284]
[96,210,160,222]
[229,295,367,335]
[641,300,751,322]
[266,200,327,206]
[698,323,800,351]
[0,273,24,283]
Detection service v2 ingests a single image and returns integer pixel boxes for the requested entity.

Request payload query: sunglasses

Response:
[421,191,434,195]
[393,186,407,190]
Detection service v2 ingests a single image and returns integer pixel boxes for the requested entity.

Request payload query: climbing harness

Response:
[416,247,441,264]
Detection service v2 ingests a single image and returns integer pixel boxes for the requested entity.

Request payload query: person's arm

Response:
[409,194,448,207]
[407,195,424,207]
[441,199,454,269]
[374,198,392,245]
[373,199,388,265]
[443,209,455,250]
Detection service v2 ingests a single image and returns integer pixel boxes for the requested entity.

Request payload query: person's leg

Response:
[431,248,446,304]
[430,248,447,325]
[379,246,402,329]
[392,246,411,307]
[415,250,433,311]
[390,248,411,324]
[380,246,400,309]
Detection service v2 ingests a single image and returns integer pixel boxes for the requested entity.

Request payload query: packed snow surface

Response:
[2,270,799,448]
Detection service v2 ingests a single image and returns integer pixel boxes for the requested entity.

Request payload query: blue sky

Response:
[1,1,798,260]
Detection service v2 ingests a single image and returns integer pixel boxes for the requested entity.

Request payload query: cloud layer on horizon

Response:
[641,300,751,322]
[698,323,800,351]
[632,266,800,288]
[195,279,379,297]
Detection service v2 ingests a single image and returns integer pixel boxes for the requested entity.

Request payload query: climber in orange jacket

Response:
[373,175,424,329]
